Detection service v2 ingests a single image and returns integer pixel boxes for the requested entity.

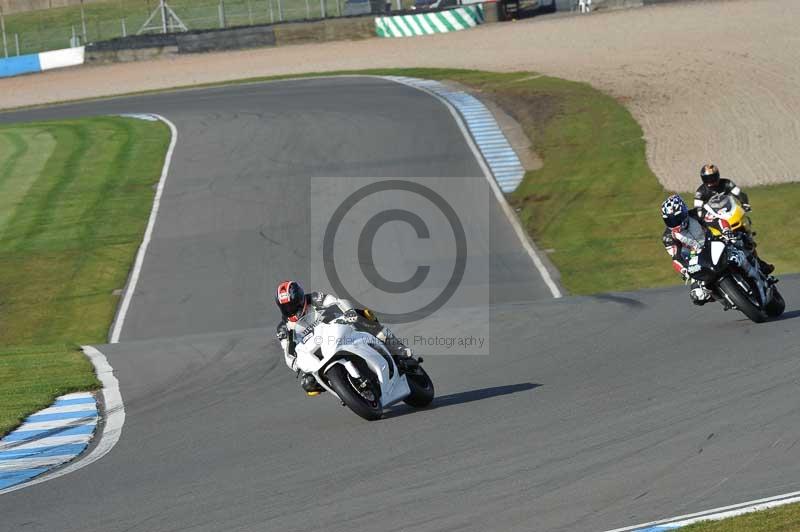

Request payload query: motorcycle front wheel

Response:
[326,364,383,421]
[403,366,435,408]
[765,287,786,318]
[719,275,768,323]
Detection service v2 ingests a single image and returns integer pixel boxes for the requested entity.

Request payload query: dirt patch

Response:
[443,80,544,171]
[488,91,562,140]
[2,0,799,192]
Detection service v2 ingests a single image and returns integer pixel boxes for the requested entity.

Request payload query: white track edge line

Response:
[0,346,125,495]
[109,113,178,343]
[605,491,800,531]
[383,76,562,298]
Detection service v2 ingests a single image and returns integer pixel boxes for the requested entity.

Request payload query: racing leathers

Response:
[275,291,412,394]
[694,178,750,217]
[662,211,712,305]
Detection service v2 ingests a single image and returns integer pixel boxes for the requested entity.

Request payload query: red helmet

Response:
[275,280,306,322]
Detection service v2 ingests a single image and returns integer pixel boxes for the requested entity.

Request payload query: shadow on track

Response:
[774,309,800,322]
[384,382,541,419]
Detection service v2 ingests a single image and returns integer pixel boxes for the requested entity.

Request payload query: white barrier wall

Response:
[38,46,86,71]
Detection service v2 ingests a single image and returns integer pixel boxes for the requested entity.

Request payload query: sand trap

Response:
[2,0,798,191]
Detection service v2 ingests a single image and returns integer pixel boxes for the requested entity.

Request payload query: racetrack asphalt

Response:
[1,76,799,532]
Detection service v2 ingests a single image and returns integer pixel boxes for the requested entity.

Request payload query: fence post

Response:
[15,33,19,56]
[80,0,88,43]
[247,0,254,24]
[395,0,401,9]
[122,18,127,37]
[337,0,341,17]
[305,0,310,19]
[0,6,7,59]
[268,0,274,23]
[219,1,227,28]
[277,0,283,21]
[161,0,169,34]
[320,0,326,18]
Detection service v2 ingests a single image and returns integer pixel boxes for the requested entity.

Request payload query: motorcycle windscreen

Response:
[693,242,725,283]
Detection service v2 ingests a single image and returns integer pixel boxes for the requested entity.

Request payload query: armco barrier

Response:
[85,17,375,63]
[176,26,276,53]
[375,5,484,38]
[0,46,85,78]
[87,25,277,55]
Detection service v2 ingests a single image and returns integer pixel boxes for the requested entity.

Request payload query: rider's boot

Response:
[757,257,775,275]
[300,373,325,397]
[749,242,775,275]
[690,281,712,306]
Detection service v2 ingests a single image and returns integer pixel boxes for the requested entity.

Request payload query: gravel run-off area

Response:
[2,0,798,192]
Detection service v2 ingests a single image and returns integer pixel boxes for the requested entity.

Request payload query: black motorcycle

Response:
[688,231,784,323]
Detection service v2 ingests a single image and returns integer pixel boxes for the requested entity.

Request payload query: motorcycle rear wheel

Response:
[403,366,435,408]
[719,275,768,323]
[326,364,383,421]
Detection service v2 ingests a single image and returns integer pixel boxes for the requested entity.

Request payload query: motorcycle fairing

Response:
[295,322,411,408]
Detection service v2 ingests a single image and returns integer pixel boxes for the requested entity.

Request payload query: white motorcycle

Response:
[294,308,435,420]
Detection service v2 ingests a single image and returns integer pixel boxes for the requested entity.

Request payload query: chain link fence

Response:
[0,0,414,57]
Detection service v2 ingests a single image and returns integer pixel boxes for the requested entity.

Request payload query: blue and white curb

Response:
[0,392,97,491]
[0,346,125,495]
[0,46,85,79]
[384,76,526,193]
[607,490,800,531]
[384,75,562,298]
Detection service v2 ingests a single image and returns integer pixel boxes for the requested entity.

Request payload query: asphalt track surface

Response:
[1,77,799,532]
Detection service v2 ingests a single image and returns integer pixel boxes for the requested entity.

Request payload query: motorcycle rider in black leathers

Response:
[693,164,750,216]
[694,163,773,275]
[274,280,414,396]
[661,194,713,305]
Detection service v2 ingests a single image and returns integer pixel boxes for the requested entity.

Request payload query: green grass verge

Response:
[0,116,170,436]
[682,503,800,531]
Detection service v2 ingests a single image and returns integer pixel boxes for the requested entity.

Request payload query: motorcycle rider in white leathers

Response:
[274,280,413,395]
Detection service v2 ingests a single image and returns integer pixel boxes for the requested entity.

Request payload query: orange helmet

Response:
[700,164,720,186]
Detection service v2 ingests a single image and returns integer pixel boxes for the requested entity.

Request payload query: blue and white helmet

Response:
[661,194,689,229]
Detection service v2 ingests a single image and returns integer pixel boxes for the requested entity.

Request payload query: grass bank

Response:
[0,116,170,436]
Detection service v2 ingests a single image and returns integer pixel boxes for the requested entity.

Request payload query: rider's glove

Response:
[276,322,289,341]
[680,267,690,282]
[743,203,752,212]
[343,309,359,324]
